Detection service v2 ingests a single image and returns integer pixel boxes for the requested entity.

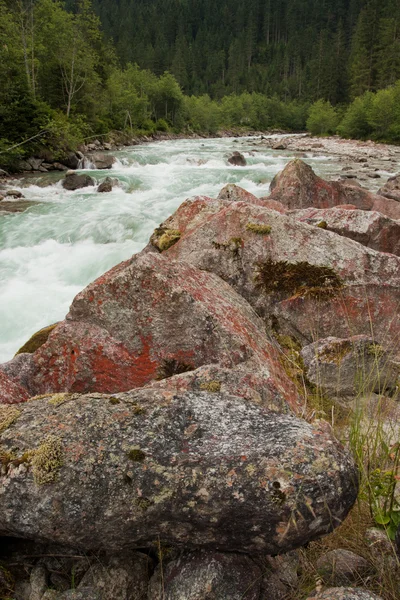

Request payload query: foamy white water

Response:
[0,135,354,362]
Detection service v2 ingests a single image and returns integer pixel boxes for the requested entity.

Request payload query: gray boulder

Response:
[300,336,399,398]
[228,151,247,166]
[88,153,116,170]
[148,551,261,600]
[316,549,371,586]
[62,173,95,191]
[78,554,151,600]
[0,390,358,554]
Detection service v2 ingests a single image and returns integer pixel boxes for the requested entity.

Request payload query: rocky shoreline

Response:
[1,154,400,598]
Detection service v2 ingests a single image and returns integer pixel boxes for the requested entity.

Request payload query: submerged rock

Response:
[0,391,358,553]
[62,173,95,191]
[97,177,116,193]
[227,151,247,166]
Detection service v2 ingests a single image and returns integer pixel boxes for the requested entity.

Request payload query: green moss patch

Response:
[128,447,146,462]
[15,323,58,355]
[0,406,21,434]
[255,259,344,300]
[200,381,221,392]
[212,237,243,255]
[151,227,181,252]
[246,222,272,235]
[32,435,63,485]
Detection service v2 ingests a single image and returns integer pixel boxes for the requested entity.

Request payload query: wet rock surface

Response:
[87,152,116,170]
[0,391,358,553]
[62,173,95,191]
[227,151,247,166]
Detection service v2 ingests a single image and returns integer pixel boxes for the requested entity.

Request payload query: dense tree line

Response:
[88,0,400,103]
[0,0,399,170]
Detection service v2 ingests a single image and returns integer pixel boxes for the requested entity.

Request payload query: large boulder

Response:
[61,152,82,170]
[289,207,400,256]
[300,336,399,398]
[269,160,400,219]
[11,252,299,408]
[165,200,400,351]
[378,174,400,202]
[88,153,116,170]
[0,372,29,404]
[148,551,262,600]
[62,173,95,191]
[0,390,358,553]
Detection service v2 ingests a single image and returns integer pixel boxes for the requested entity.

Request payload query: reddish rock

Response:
[218,184,258,203]
[269,160,375,210]
[148,189,284,253]
[269,160,400,219]
[16,253,300,408]
[165,201,400,351]
[258,197,288,213]
[289,207,400,256]
[0,371,29,404]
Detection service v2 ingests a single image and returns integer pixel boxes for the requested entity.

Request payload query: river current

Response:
[0,135,373,362]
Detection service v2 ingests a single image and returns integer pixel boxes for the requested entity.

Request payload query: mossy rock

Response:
[15,323,58,355]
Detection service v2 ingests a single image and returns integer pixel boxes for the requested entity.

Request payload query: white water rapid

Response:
[0,135,362,362]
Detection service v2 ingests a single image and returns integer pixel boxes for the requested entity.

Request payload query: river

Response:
[0,135,385,362]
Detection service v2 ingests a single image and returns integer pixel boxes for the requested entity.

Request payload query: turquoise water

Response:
[0,135,345,362]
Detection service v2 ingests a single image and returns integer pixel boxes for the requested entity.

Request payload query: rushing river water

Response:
[0,135,378,362]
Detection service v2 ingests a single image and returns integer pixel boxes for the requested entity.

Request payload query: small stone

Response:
[309,588,383,600]
[29,564,47,600]
[316,549,371,586]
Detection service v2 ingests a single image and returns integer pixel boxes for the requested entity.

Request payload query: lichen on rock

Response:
[0,406,20,433]
[31,435,63,485]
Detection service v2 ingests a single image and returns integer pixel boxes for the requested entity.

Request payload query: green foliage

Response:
[306,100,339,135]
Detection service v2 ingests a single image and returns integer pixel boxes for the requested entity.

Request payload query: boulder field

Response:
[1,159,399,599]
